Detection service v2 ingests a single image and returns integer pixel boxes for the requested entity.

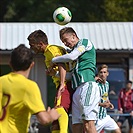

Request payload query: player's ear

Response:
[107,71,109,76]
[30,61,35,69]
[40,41,44,46]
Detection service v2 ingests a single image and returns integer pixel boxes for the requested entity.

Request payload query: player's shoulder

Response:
[26,78,38,87]
[77,39,93,49]
[0,73,11,81]
[105,81,109,85]
[48,44,66,54]
[48,44,64,49]
[47,44,62,51]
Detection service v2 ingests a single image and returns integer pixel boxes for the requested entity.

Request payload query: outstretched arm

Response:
[52,41,92,63]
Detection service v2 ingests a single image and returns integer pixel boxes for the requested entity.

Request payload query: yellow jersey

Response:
[0,82,2,133]
[0,83,2,114]
[44,44,69,88]
[0,73,45,133]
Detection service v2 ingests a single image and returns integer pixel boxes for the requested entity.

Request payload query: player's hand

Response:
[57,84,65,99]
[99,102,108,108]
[99,101,112,108]
[45,67,56,76]
[95,76,104,83]
[118,110,123,114]
[109,103,114,110]
[48,107,61,121]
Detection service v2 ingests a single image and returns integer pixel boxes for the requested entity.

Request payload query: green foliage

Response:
[0,0,133,22]
[103,0,133,21]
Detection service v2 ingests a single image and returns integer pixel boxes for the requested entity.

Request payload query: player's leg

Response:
[117,116,125,132]
[127,116,133,133]
[72,82,100,133]
[51,106,68,133]
[72,123,83,133]
[81,82,100,133]
[96,117,106,133]
[83,120,97,133]
[56,107,68,133]
[101,115,121,133]
[51,95,68,133]
[59,83,73,133]
[52,83,72,133]
[72,85,84,133]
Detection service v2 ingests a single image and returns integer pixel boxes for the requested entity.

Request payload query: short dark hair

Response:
[126,80,132,84]
[27,30,48,44]
[10,44,34,71]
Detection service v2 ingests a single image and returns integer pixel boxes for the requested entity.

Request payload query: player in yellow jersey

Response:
[0,44,60,133]
[0,82,2,133]
[28,30,73,133]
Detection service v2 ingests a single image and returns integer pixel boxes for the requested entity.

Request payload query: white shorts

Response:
[72,81,100,124]
[96,115,119,133]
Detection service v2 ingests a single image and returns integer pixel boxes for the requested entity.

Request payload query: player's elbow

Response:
[36,111,52,125]
[39,117,52,125]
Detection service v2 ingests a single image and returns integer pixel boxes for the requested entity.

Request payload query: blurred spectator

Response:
[117,80,133,133]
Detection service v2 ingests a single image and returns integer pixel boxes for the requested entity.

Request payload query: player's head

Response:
[27,30,48,53]
[10,44,34,71]
[59,27,79,48]
[97,64,109,82]
[126,80,132,90]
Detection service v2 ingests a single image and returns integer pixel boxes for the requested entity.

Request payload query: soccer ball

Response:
[53,7,72,25]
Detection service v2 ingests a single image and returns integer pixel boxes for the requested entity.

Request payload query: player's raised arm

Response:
[52,40,93,63]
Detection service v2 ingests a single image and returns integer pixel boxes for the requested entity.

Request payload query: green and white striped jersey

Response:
[98,81,109,119]
[71,39,96,89]
[52,39,96,90]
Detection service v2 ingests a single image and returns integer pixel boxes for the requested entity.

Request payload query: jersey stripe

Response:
[84,82,92,106]
[98,81,109,119]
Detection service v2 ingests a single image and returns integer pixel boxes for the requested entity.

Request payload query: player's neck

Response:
[14,68,30,78]
[102,80,106,84]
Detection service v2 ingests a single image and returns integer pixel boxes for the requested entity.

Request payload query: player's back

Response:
[0,72,44,133]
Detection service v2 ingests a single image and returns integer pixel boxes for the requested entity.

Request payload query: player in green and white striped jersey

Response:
[52,27,100,133]
[96,64,121,133]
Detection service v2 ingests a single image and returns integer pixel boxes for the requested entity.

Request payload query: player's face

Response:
[126,83,132,90]
[98,68,109,82]
[61,33,76,49]
[29,42,44,54]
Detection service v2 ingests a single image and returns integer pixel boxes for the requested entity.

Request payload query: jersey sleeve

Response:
[52,39,93,63]
[24,81,45,114]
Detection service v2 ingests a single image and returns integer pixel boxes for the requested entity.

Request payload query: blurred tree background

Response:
[0,0,133,22]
